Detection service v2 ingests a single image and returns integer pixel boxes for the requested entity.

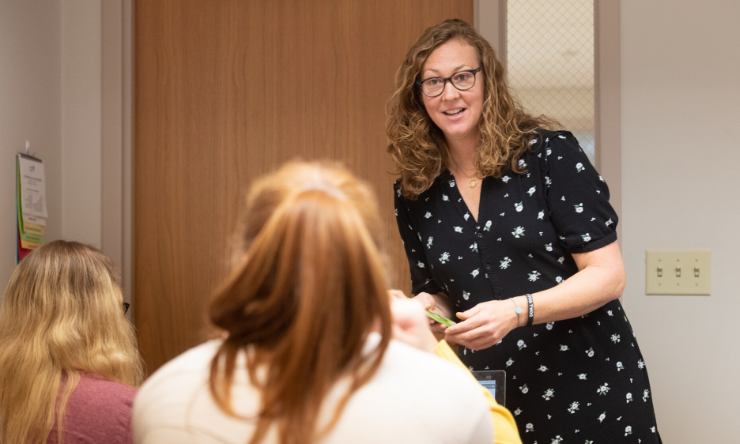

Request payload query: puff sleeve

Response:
[540,132,618,253]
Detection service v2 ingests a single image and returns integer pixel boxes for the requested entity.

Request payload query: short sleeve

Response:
[393,182,443,295]
[540,132,618,253]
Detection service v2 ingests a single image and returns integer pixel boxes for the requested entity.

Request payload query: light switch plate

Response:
[645,251,711,295]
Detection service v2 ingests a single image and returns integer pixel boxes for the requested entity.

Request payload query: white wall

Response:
[621,1,740,443]
[61,1,103,248]
[0,0,62,294]
[0,1,124,307]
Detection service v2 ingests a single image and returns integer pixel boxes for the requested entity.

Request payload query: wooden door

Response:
[135,0,473,373]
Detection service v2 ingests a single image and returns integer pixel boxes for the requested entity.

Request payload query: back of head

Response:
[0,240,144,443]
[208,161,392,444]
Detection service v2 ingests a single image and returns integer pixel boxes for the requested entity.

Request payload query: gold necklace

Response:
[469,179,477,188]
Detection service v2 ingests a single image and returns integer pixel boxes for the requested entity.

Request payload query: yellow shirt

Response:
[433,340,523,444]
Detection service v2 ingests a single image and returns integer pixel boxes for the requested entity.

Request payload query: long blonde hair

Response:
[386,18,559,198]
[0,240,145,444]
[208,161,392,444]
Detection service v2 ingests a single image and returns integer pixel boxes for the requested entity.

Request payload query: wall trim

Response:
[101,0,135,318]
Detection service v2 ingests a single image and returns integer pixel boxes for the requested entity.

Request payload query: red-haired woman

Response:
[387,19,661,444]
[133,161,500,444]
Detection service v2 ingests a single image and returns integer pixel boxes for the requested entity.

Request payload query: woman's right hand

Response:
[414,292,453,333]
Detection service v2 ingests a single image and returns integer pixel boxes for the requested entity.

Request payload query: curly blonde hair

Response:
[386,19,559,199]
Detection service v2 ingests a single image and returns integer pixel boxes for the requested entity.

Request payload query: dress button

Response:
[485,264,491,270]
[477,233,483,238]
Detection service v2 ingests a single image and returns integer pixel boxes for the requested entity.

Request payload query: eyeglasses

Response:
[123,302,130,314]
[416,67,482,98]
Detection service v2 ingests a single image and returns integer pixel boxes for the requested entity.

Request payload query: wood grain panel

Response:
[135,0,473,373]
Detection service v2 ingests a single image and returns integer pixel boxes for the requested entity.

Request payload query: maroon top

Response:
[48,372,137,444]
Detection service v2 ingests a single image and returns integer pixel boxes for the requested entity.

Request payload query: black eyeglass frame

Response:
[123,302,130,314]
[416,67,483,98]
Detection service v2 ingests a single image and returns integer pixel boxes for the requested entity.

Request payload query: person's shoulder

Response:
[139,340,222,394]
[72,372,138,407]
[381,340,484,397]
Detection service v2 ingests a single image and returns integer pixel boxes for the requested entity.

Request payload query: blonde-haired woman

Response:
[0,240,145,444]
[133,161,496,444]
[388,19,661,443]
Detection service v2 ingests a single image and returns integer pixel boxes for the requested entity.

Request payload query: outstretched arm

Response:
[445,241,625,350]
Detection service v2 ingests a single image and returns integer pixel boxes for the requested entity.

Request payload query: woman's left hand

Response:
[444,299,519,350]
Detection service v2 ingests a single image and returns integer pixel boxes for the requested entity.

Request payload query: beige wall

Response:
[0,0,63,296]
[0,1,126,306]
[621,1,740,442]
[61,1,103,248]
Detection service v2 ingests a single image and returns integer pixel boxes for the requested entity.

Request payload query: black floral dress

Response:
[394,130,662,444]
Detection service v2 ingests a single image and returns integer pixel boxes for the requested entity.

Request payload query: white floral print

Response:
[391,132,656,443]
[542,388,555,400]
[568,401,580,413]
[597,383,610,396]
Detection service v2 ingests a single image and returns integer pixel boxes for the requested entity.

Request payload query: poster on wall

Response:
[16,153,47,262]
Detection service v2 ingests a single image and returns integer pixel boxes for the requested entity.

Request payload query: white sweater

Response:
[133,336,492,444]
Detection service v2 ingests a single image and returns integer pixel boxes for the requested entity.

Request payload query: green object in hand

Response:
[426,309,457,327]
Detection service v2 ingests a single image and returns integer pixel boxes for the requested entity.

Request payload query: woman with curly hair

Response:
[0,240,145,443]
[387,19,661,443]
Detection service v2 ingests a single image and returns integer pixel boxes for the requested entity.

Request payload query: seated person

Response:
[0,240,145,444]
[133,161,504,444]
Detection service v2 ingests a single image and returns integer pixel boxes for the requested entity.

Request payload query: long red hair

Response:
[208,161,392,444]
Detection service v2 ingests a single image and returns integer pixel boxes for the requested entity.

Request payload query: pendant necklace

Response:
[469,179,477,188]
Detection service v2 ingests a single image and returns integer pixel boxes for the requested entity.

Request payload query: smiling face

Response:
[420,39,484,150]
